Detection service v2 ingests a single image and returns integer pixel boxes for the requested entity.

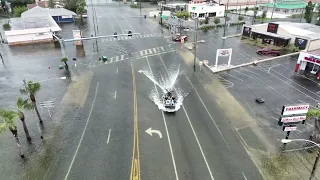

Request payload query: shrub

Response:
[176,11,190,20]
[213,17,220,25]
[238,15,244,21]
[130,4,138,8]
[3,23,11,31]
[13,6,28,17]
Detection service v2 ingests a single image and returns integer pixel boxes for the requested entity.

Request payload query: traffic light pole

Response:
[160,3,163,25]
[193,18,198,72]
[63,33,141,42]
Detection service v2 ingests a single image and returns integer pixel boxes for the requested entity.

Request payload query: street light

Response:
[281,139,320,180]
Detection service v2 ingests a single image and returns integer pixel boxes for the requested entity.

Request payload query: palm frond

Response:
[27,81,41,95]
[307,109,320,119]
[0,123,7,133]
[17,97,33,110]
[20,88,28,94]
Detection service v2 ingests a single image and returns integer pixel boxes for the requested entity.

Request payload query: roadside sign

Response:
[181,38,184,43]
[283,125,297,132]
[217,48,232,57]
[39,101,54,119]
[280,115,306,123]
[281,104,309,116]
[203,60,209,64]
[199,61,203,66]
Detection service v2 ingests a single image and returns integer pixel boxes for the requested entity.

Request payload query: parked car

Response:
[256,48,281,56]
[172,34,187,42]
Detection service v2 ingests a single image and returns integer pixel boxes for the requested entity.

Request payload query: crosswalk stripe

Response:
[148,49,152,54]
[120,55,124,60]
[152,48,157,53]
[150,34,154,37]
[160,46,165,51]
[146,35,150,37]
[115,56,119,62]
[109,57,114,63]
[140,51,144,56]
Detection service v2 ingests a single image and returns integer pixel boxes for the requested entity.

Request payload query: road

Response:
[0,2,264,180]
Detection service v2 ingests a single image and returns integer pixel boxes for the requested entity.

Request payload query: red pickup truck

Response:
[256,48,281,56]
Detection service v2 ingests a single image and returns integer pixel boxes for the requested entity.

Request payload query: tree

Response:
[61,57,69,70]
[205,16,209,24]
[307,109,320,143]
[213,17,220,26]
[2,23,11,31]
[0,109,24,158]
[261,11,267,23]
[245,7,249,15]
[76,5,85,23]
[176,11,190,20]
[17,97,33,141]
[48,0,56,8]
[13,6,28,17]
[316,5,320,26]
[304,1,314,23]
[64,0,84,13]
[20,81,42,124]
[238,15,244,21]
[253,9,258,19]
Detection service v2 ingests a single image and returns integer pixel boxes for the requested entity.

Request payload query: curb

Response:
[203,51,300,73]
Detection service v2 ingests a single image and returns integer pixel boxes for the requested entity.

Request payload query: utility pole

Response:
[193,17,198,72]
[270,0,277,21]
[160,3,163,25]
[223,0,230,37]
[140,0,141,15]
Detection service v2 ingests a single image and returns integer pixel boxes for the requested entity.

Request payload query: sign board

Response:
[280,115,306,123]
[203,60,209,64]
[199,61,203,66]
[294,37,308,50]
[39,101,54,108]
[217,49,232,57]
[281,104,309,116]
[267,23,279,34]
[283,125,297,132]
[242,26,252,37]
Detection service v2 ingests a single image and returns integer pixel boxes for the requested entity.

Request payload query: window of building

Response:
[199,13,205,18]
[208,12,216,17]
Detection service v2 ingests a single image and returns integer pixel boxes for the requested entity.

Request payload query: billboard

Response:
[294,38,308,50]
[281,104,310,116]
[217,48,232,57]
[267,23,279,34]
[280,115,306,123]
[283,125,297,132]
[242,26,251,37]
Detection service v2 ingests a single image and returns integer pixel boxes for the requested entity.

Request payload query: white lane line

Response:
[270,69,320,99]
[267,64,280,73]
[186,77,230,150]
[159,56,214,180]
[116,68,118,74]
[234,69,255,79]
[146,57,179,180]
[242,171,248,180]
[114,90,117,99]
[64,82,99,180]
[222,72,243,82]
[111,24,115,32]
[145,24,153,32]
[122,15,135,32]
[242,68,261,76]
[107,129,111,144]
[253,67,320,102]
[113,15,124,34]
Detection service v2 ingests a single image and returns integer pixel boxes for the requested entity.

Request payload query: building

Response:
[187,2,225,18]
[4,16,61,46]
[259,0,306,15]
[295,50,320,79]
[242,22,320,51]
[21,6,76,23]
[27,2,47,9]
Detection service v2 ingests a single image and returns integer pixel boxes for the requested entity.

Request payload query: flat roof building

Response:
[242,21,320,51]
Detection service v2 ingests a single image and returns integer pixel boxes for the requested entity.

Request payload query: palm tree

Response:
[20,81,43,124]
[17,97,33,141]
[61,57,69,70]
[0,109,25,158]
[307,109,320,143]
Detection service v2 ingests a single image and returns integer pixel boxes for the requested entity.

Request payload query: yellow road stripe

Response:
[130,63,141,180]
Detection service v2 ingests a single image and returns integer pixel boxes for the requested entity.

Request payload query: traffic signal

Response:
[144,15,147,19]
[114,32,117,38]
[128,30,132,37]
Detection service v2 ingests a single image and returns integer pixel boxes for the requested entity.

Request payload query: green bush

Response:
[238,15,244,21]
[13,6,28,17]
[3,23,11,31]
[130,4,138,8]
[175,11,190,20]
[213,17,220,25]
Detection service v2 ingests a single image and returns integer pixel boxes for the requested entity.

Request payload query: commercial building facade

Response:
[259,0,306,15]
[295,50,320,79]
[242,22,320,51]
[187,2,225,18]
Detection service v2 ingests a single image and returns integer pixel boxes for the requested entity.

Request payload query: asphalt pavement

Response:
[0,2,266,180]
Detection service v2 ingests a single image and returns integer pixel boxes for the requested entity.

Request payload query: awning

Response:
[251,29,291,40]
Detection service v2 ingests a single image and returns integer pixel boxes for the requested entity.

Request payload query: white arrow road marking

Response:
[145,127,162,138]
[107,129,112,144]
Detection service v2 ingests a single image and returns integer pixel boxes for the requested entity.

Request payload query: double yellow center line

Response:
[130,63,140,180]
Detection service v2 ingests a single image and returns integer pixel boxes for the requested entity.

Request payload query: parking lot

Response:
[215,55,319,143]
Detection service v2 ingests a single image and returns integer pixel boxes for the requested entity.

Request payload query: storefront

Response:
[295,50,320,79]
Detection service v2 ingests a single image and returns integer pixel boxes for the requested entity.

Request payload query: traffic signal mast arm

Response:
[63,33,141,42]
